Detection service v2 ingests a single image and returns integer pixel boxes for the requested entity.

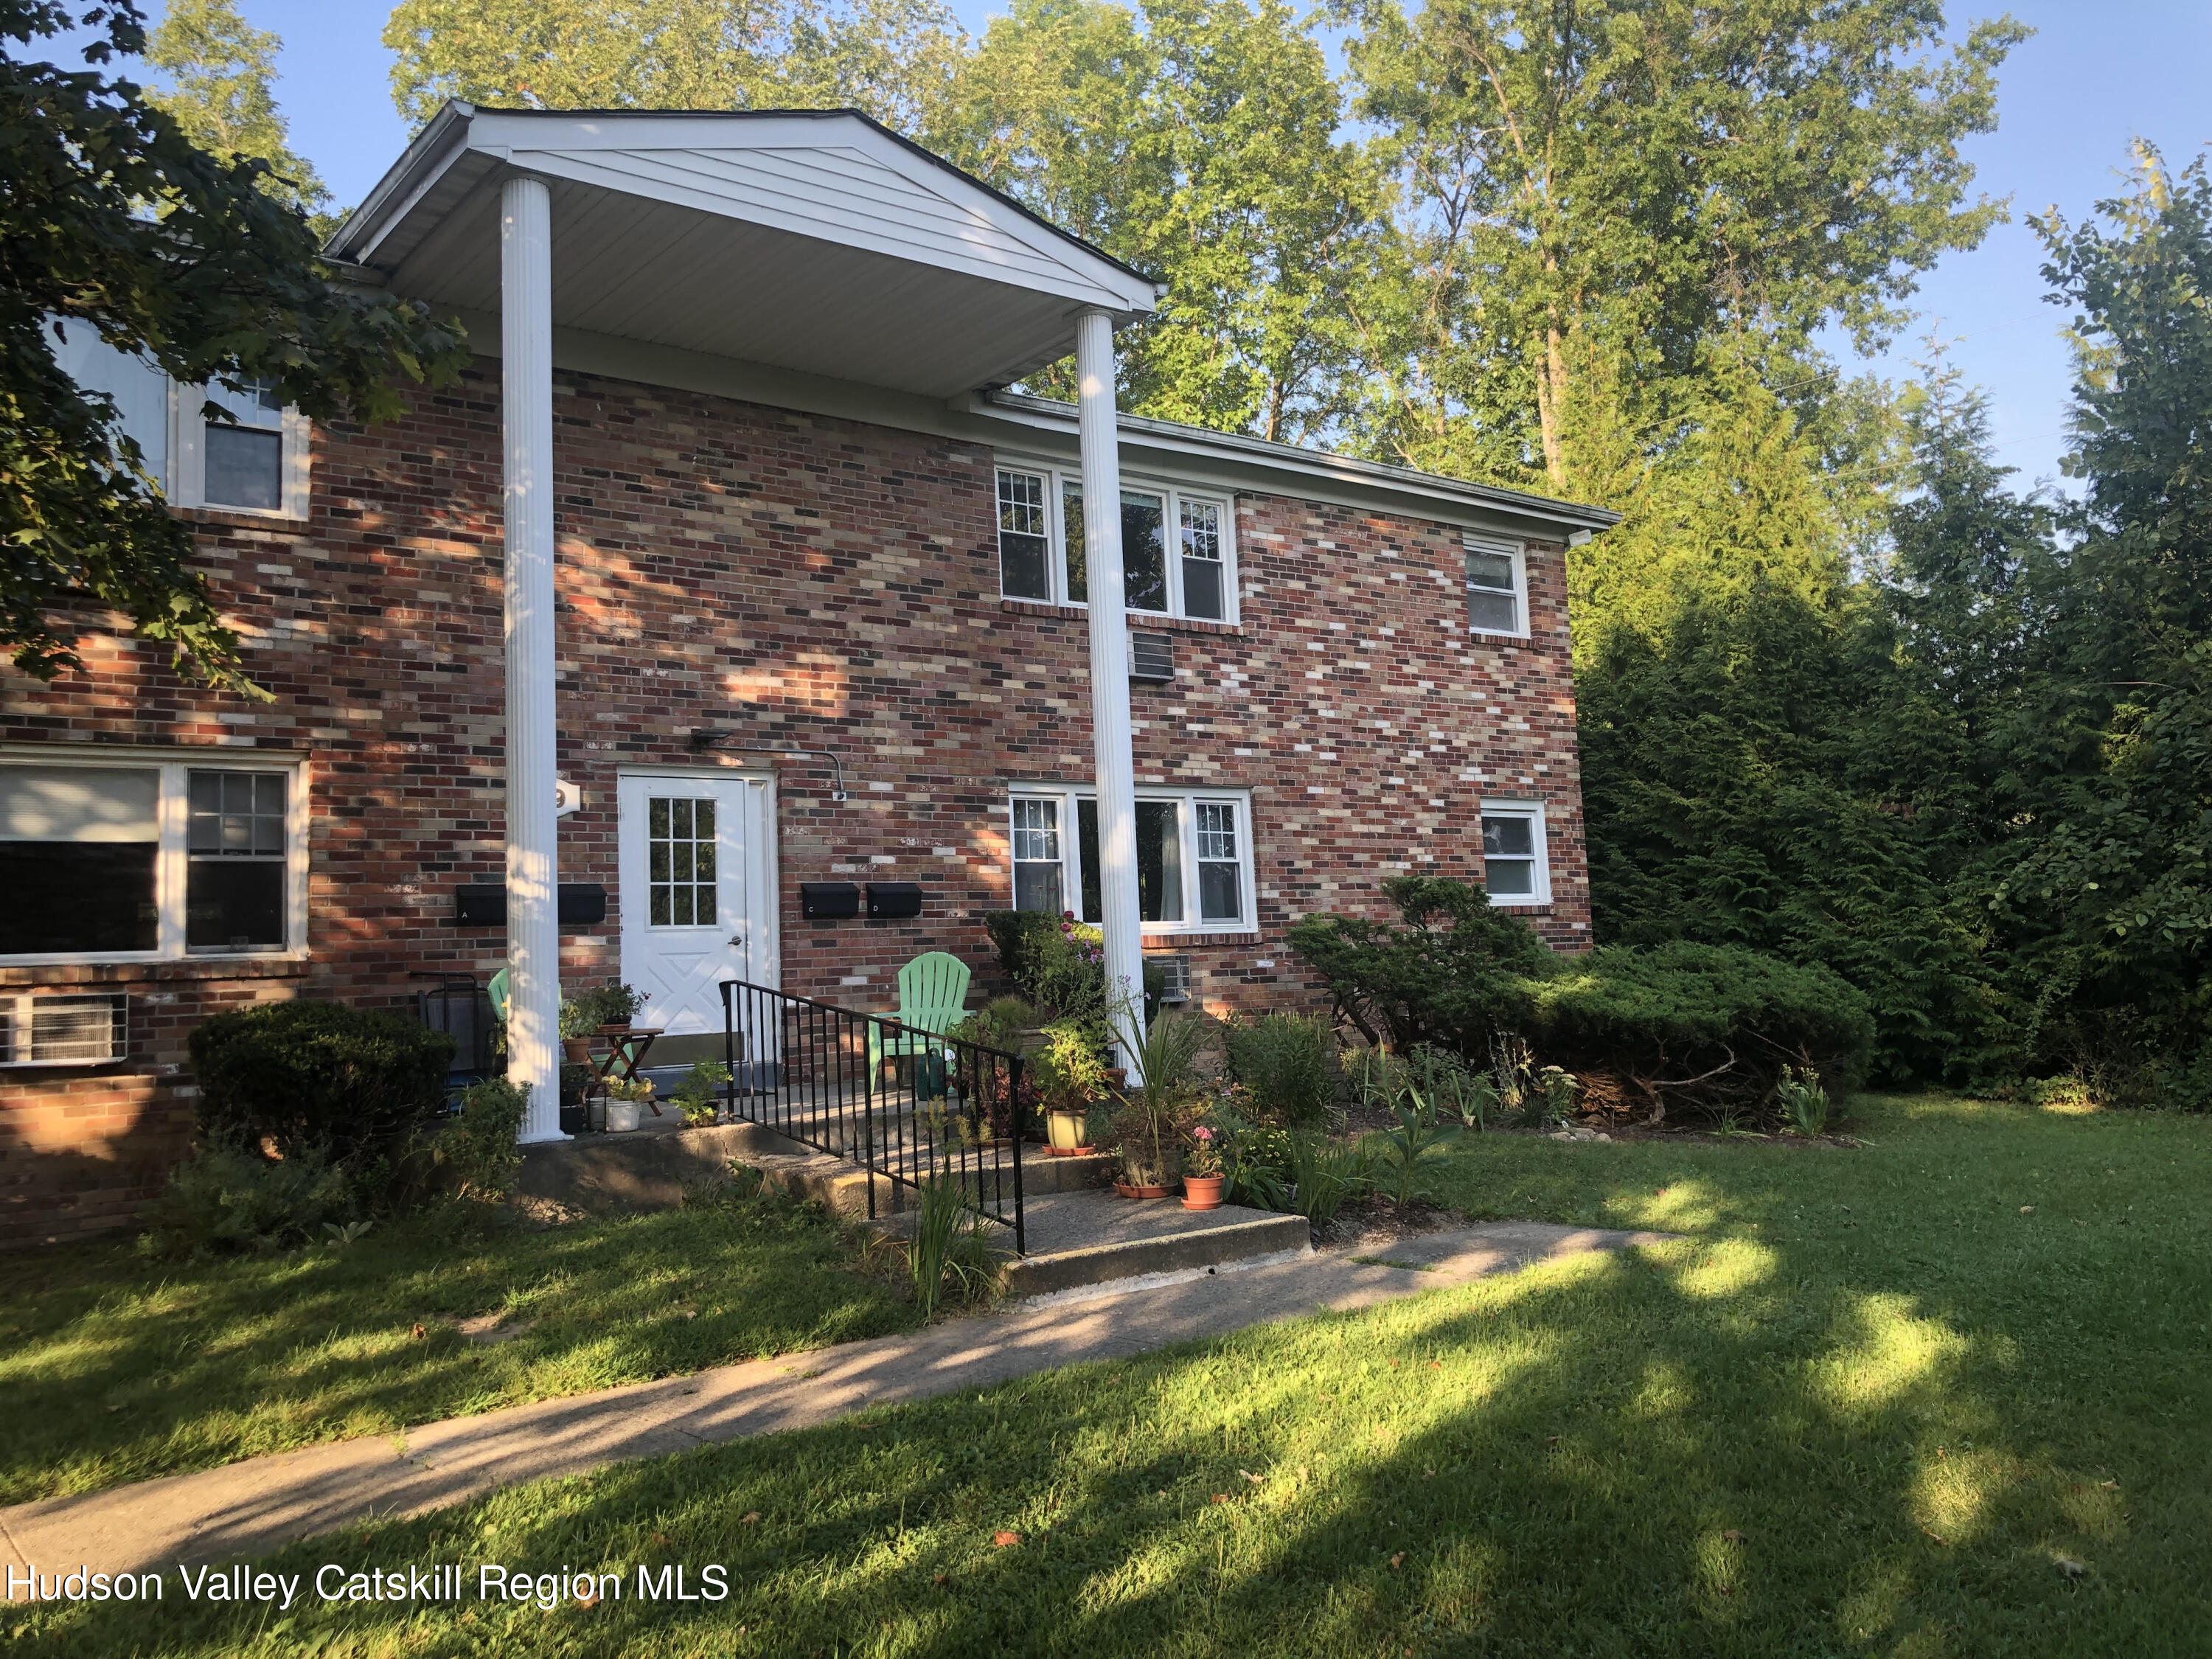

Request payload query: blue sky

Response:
[132,1,2212,490]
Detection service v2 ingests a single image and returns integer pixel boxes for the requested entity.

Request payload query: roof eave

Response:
[979,391,1622,532]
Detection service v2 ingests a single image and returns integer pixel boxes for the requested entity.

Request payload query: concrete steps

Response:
[514,1116,1314,1298]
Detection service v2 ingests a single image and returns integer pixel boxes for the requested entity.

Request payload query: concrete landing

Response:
[515,1117,1110,1219]
[0,1221,1673,1586]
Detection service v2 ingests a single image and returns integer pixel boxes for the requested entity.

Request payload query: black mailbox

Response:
[866,882,923,919]
[451,883,608,926]
[801,881,861,919]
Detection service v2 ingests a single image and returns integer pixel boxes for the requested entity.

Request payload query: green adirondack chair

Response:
[867,951,973,1083]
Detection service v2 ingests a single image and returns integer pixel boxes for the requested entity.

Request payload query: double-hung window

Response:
[0,758,305,961]
[51,320,310,517]
[995,462,1236,623]
[1465,535,1528,637]
[1006,787,1255,933]
[1479,801,1551,905]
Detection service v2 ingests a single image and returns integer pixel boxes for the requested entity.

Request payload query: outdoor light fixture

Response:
[686,730,849,801]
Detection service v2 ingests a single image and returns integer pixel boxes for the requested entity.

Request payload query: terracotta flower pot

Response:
[1113,1179,1173,1200]
[560,1037,593,1063]
[1181,1173,1225,1211]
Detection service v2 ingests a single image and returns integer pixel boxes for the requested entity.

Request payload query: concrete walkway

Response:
[0,1222,1666,1587]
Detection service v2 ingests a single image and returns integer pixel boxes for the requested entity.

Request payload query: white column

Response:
[1075,309,1148,1074]
[501,175,563,1142]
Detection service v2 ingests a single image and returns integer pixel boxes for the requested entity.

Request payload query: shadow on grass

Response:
[15,1096,2211,1655]
[0,1189,916,1505]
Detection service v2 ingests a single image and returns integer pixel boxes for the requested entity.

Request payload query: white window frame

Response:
[51,324,310,519]
[993,459,1239,625]
[173,381,312,518]
[1479,799,1552,907]
[1464,534,1530,639]
[0,752,310,966]
[1005,785,1258,936]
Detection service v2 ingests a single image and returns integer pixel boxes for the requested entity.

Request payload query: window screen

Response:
[1011,797,1064,914]
[1122,492,1167,612]
[997,469,1051,599]
[1195,801,1243,922]
[187,771,288,949]
[1467,543,1522,633]
[1179,498,1225,619]
[1481,812,1540,898]
[204,379,285,510]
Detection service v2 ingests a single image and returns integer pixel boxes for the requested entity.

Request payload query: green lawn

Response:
[0,1180,917,1506]
[18,1093,2212,1656]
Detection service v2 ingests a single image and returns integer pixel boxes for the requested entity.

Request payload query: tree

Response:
[1340,0,2024,495]
[144,0,331,230]
[945,0,1381,442]
[1990,149,2212,1092]
[382,0,970,139]
[1,0,467,691]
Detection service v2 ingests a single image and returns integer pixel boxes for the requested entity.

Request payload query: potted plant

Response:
[1181,1120,1225,1210]
[1108,1008,1211,1199]
[592,983,647,1032]
[1032,1021,1106,1155]
[557,998,596,1063]
[604,1074,654,1133]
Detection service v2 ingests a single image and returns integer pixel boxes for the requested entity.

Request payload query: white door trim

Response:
[616,768,780,1037]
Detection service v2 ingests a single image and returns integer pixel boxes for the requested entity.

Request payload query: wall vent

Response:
[1,993,128,1066]
[1129,631,1174,683]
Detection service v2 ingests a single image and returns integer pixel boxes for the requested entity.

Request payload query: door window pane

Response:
[997,469,1051,599]
[648,796,717,928]
[1123,492,1166,612]
[1135,799,1183,922]
[1194,801,1242,922]
[1180,498,1225,619]
[0,765,162,954]
[1011,797,1064,913]
[1481,813,1539,897]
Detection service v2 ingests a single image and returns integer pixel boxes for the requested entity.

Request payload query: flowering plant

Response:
[1183,1119,1224,1176]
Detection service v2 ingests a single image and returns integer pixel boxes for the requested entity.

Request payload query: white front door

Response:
[617,772,776,1038]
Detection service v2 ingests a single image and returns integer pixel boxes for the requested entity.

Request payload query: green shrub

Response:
[1284,1133,1373,1225]
[433,1078,527,1198]
[138,1145,355,1258]
[187,1001,453,1176]
[1222,1010,1338,1129]
[1293,880,1875,1124]
[1526,941,1874,1119]
[1288,876,1553,1054]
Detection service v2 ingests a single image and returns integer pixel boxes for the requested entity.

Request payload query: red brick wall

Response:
[0,361,1588,1247]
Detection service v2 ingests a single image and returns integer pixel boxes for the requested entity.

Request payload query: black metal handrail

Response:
[717,978,1028,1254]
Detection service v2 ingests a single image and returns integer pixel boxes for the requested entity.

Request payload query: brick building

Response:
[0,106,1615,1248]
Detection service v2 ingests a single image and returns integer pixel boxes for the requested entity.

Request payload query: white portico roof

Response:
[327,104,1164,399]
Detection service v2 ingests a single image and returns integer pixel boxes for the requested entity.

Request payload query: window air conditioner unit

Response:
[1129,631,1174,683]
[1,992,128,1066]
[1149,954,1193,1004]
